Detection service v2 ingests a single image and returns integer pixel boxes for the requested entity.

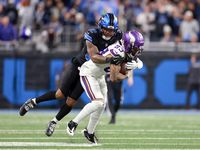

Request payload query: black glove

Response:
[125,55,137,62]
[106,54,124,65]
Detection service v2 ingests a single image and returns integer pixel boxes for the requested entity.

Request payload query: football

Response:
[120,62,129,75]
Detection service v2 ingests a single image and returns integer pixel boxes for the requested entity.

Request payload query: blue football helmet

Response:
[98,13,118,40]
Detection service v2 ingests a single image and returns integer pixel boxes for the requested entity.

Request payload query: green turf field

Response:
[0,110,200,149]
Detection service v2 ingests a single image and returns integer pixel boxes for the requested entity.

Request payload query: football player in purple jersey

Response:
[66,30,144,144]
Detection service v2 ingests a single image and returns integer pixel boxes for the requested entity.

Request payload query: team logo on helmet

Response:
[129,31,135,45]
[138,32,144,43]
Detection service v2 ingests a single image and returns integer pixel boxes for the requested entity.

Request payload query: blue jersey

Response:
[72,28,122,66]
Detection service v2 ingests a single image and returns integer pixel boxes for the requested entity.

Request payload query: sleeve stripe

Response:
[84,33,92,43]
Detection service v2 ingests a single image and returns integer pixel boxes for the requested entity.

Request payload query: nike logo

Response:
[70,127,74,133]
[68,127,74,135]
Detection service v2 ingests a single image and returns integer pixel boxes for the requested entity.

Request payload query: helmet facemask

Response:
[126,45,143,59]
[101,27,116,40]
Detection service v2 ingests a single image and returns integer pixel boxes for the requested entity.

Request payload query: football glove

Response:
[126,60,138,70]
[106,54,124,65]
[126,58,143,70]
[136,58,143,69]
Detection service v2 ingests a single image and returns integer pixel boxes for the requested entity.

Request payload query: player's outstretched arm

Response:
[86,40,123,65]
[106,54,124,65]
[86,40,106,64]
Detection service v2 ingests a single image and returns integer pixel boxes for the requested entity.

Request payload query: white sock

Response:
[32,98,37,105]
[87,104,105,134]
[52,117,58,123]
[73,101,103,124]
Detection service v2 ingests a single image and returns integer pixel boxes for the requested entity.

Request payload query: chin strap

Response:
[102,35,111,40]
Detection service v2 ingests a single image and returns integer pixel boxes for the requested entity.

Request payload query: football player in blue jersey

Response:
[19,13,124,136]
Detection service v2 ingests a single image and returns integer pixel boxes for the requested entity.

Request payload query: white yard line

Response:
[1,129,200,135]
[0,142,200,147]
[0,137,200,140]
[0,129,200,132]
[2,149,200,150]
[0,142,99,147]
[2,132,200,135]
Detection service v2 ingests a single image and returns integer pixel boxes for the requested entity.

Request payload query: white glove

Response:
[136,58,143,69]
[126,60,138,70]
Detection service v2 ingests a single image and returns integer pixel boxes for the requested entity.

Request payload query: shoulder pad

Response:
[116,30,123,40]
[84,29,98,43]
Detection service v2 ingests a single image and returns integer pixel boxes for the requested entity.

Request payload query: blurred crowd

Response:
[0,0,200,52]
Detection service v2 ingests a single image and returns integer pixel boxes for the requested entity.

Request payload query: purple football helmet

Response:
[122,30,144,58]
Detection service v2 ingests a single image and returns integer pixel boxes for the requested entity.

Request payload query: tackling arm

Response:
[86,40,123,65]
[86,40,106,64]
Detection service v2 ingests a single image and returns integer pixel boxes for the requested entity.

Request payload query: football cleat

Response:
[19,98,36,116]
[45,121,57,137]
[81,128,98,144]
[66,120,78,136]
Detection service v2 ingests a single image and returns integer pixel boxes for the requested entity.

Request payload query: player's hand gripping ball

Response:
[119,62,130,75]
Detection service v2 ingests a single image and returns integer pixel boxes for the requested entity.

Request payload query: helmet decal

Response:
[108,13,114,26]
[138,32,144,43]
[129,31,135,45]
[122,30,144,56]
